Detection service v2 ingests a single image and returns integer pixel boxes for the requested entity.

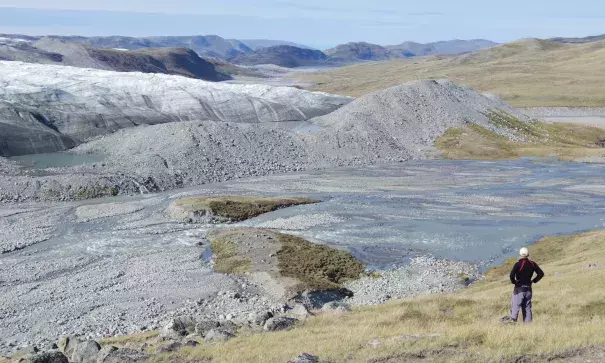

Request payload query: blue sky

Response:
[0,0,604,49]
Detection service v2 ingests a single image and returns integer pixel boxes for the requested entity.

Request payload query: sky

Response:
[0,0,604,49]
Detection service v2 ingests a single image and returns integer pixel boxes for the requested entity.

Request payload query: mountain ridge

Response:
[0,37,229,81]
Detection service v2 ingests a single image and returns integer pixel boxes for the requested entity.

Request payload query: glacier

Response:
[0,61,352,156]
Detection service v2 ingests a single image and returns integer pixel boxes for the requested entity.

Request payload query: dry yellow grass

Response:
[299,39,605,107]
[150,230,605,363]
[435,120,605,161]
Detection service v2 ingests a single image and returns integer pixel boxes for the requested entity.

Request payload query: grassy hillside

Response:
[299,38,605,107]
[138,230,605,363]
[435,118,605,161]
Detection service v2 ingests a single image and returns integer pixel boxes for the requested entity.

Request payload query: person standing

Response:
[509,247,544,323]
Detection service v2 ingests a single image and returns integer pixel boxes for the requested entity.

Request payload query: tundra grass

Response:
[298,40,605,107]
[275,232,365,290]
[150,230,605,363]
[210,237,252,274]
[208,230,364,290]
[435,119,605,161]
[172,196,318,222]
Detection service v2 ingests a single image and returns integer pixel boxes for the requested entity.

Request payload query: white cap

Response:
[520,247,529,258]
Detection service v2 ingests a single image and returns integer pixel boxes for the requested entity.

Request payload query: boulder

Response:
[194,320,220,337]
[160,317,197,340]
[218,320,238,335]
[96,347,148,363]
[23,352,69,363]
[289,304,312,320]
[184,341,199,347]
[57,336,80,358]
[264,317,298,332]
[294,289,353,310]
[252,311,273,326]
[156,342,182,354]
[21,346,39,355]
[321,301,351,314]
[204,329,235,343]
[288,353,320,363]
[71,340,101,363]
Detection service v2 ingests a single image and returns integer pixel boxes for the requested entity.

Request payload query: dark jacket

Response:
[510,258,544,287]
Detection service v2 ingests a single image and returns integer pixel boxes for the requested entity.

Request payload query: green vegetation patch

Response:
[173,196,318,222]
[210,237,251,274]
[75,186,119,200]
[275,233,365,290]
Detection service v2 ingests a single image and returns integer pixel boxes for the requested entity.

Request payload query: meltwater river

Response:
[1,158,604,349]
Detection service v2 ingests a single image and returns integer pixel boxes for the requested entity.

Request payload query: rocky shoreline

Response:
[2,253,479,362]
[0,193,480,359]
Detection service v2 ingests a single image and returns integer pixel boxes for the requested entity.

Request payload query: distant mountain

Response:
[47,35,252,59]
[0,37,229,81]
[386,42,438,58]
[229,45,328,68]
[323,39,497,63]
[324,42,392,62]
[0,34,252,60]
[145,35,252,59]
[240,39,314,50]
[387,39,497,58]
[551,34,605,44]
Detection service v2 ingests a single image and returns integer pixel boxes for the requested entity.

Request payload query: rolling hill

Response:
[551,33,605,44]
[300,38,605,107]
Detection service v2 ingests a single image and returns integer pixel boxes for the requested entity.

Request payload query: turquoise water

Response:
[225,159,605,267]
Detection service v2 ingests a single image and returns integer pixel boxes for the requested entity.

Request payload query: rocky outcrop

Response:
[21,352,69,363]
[70,341,101,363]
[288,354,320,363]
[264,316,298,331]
[204,329,235,343]
[0,61,351,155]
[159,317,197,340]
[57,336,79,358]
[96,347,148,363]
